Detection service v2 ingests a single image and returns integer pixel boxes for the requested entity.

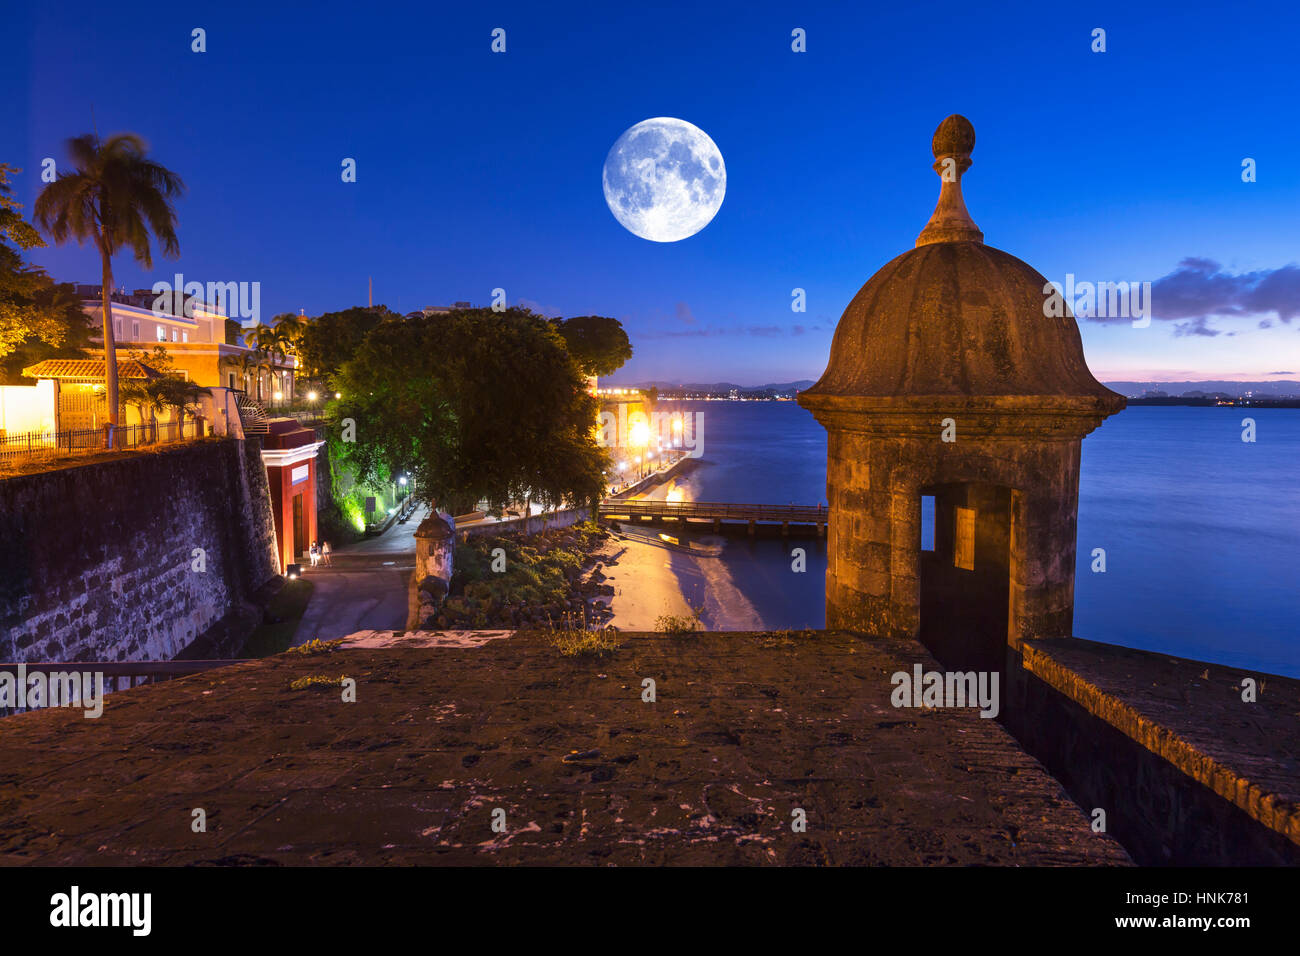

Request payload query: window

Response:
[171,328,178,342]
[156,324,166,342]
[954,507,976,571]
[182,330,189,343]
[132,320,140,340]
[920,495,935,551]
[114,319,122,339]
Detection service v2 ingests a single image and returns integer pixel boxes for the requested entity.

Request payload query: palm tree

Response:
[272,312,306,355]
[250,323,281,358]
[34,134,184,448]
[251,323,298,403]
[120,376,209,442]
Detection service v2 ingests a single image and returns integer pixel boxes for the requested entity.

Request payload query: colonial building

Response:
[798,116,1125,676]
[76,288,296,401]
[16,358,163,435]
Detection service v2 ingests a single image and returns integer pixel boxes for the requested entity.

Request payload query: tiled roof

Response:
[21,359,164,382]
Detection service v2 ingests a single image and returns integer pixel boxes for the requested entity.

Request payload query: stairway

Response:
[234,392,271,436]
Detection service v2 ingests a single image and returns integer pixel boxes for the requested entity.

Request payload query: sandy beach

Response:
[599,524,764,631]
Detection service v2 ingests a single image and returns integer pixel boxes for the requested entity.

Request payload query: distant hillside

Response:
[1103,380,1300,398]
[621,379,816,393]
[610,378,1300,398]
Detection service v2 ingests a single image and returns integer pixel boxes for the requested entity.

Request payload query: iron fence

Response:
[0,419,204,465]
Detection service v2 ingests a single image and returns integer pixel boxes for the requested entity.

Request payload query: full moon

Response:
[602,117,726,242]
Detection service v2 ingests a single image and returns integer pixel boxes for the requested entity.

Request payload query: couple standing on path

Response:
[309,540,332,568]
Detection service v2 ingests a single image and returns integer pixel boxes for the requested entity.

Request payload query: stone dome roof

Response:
[800,116,1124,419]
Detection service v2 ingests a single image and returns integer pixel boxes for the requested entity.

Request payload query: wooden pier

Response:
[599,499,826,536]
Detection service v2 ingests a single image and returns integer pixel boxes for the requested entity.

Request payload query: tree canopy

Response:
[550,315,632,377]
[0,164,88,369]
[297,305,396,380]
[333,307,607,516]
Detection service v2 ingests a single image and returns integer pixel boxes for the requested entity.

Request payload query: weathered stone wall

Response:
[1006,640,1300,866]
[0,439,280,662]
[823,431,1081,653]
[459,506,590,540]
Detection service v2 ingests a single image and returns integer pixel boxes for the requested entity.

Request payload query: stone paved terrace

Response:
[0,630,1130,866]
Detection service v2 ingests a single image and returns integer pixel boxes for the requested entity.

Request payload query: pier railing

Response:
[600,499,827,524]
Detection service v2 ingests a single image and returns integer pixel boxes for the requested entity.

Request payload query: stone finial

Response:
[916,114,984,247]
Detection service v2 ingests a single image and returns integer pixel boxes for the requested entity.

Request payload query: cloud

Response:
[1172,316,1223,337]
[638,322,827,340]
[1145,258,1300,324]
[1269,370,1295,375]
[674,301,696,324]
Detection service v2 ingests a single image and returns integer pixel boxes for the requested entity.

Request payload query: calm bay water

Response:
[660,400,1300,677]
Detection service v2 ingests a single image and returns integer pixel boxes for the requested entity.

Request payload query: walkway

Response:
[292,506,428,644]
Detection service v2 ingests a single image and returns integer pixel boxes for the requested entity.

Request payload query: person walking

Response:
[309,540,320,568]
[321,540,332,567]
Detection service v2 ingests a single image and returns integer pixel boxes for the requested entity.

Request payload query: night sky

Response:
[6,0,1299,384]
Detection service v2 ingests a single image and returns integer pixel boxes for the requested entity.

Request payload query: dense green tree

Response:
[0,284,95,385]
[297,305,394,380]
[334,307,607,516]
[0,165,87,368]
[550,314,632,377]
[34,134,184,447]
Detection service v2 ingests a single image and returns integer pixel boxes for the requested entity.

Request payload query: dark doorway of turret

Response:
[918,483,1012,678]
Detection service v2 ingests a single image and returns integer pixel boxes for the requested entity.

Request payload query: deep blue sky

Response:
[5,0,1299,385]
